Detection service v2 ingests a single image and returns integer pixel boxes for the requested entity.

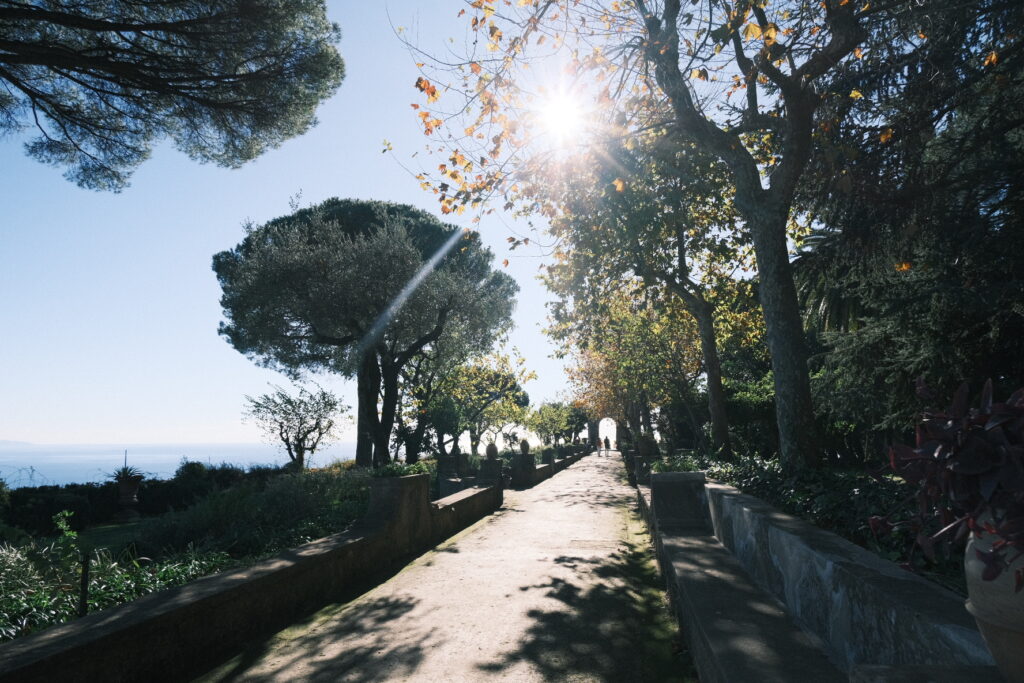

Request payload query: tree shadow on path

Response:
[479,538,697,682]
[201,594,433,683]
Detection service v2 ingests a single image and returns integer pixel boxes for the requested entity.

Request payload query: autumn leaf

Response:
[470,62,482,75]
[414,76,439,103]
[849,89,864,99]
[502,259,509,267]
[983,51,999,67]
[381,139,393,153]
[895,261,912,272]
[742,22,762,41]
[879,127,894,143]
[853,47,863,59]
[612,178,626,192]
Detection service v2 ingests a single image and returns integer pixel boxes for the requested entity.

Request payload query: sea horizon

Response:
[0,441,357,489]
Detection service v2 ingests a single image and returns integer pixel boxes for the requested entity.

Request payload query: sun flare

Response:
[539,93,584,143]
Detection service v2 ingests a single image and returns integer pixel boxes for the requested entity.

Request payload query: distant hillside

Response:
[0,441,33,450]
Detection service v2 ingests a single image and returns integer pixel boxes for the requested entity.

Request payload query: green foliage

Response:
[109,465,142,482]
[214,198,518,466]
[651,451,964,592]
[1,0,345,190]
[371,462,431,478]
[3,461,288,536]
[136,468,371,558]
[0,522,234,642]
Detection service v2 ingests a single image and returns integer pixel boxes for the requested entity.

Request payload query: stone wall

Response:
[703,481,993,670]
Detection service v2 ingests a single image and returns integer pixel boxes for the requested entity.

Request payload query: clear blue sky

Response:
[0,2,566,445]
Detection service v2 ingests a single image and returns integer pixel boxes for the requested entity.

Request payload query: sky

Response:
[0,2,568,445]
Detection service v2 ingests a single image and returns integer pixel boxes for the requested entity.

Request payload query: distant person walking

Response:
[603,436,611,452]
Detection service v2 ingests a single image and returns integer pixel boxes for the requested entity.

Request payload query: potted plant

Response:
[884,379,1023,681]
[110,465,144,505]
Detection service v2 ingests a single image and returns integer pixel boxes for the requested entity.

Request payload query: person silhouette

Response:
[603,436,610,452]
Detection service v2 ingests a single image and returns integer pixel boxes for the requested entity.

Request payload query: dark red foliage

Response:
[889,379,1024,584]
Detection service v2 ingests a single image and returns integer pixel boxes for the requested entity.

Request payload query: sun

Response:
[538,92,584,143]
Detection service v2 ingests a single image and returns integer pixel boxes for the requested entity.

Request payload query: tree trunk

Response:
[692,299,733,459]
[404,416,428,464]
[469,427,480,455]
[437,430,448,457]
[746,206,820,473]
[355,354,378,468]
[373,360,401,468]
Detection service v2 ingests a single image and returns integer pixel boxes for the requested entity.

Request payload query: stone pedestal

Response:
[478,458,503,487]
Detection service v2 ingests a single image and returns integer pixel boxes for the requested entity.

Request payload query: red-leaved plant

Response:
[872,379,1024,590]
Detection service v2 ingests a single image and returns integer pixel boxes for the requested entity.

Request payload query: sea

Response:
[0,442,357,489]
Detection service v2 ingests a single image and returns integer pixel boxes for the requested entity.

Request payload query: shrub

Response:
[0,511,234,642]
[137,467,371,558]
[372,461,430,478]
[883,380,1024,586]
[650,452,963,592]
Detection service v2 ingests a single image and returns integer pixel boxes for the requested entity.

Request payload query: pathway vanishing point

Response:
[197,453,694,682]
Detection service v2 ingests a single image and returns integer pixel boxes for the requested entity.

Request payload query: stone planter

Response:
[964,525,1024,683]
[116,476,143,506]
[511,453,536,488]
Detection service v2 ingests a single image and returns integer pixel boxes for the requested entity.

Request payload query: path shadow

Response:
[200,594,433,682]
[479,538,697,682]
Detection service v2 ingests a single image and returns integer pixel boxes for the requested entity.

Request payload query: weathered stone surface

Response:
[704,481,994,670]
[659,532,845,683]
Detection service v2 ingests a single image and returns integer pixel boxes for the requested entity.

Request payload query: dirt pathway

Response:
[197,453,694,682]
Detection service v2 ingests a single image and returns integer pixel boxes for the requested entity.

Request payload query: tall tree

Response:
[412,0,965,473]
[1,0,344,190]
[213,199,517,467]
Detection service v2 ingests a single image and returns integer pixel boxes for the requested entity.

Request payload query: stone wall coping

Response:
[702,478,992,669]
[703,479,973,610]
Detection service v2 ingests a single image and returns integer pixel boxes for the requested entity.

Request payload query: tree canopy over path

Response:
[410,0,1024,475]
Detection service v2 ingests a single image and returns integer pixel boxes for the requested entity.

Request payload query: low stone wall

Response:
[703,481,993,671]
[639,473,998,680]
[0,476,502,683]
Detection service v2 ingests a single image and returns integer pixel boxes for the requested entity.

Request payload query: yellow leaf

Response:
[612,178,626,192]
[470,61,482,75]
[983,51,999,67]
[854,47,863,59]
[743,22,762,41]
[502,259,509,267]
[849,89,864,99]
[879,127,894,143]
[895,261,912,272]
